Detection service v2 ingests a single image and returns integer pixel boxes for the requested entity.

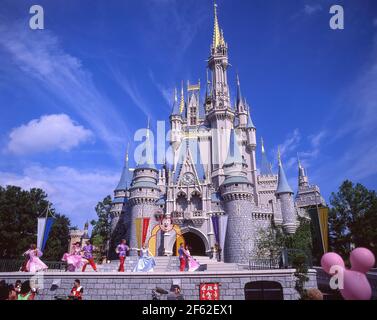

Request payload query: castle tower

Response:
[206,3,235,187]
[295,155,326,209]
[170,86,184,152]
[276,150,297,234]
[220,129,254,263]
[128,123,160,254]
[110,146,131,233]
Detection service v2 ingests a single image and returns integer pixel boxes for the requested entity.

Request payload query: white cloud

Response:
[278,128,301,157]
[0,23,129,158]
[303,4,322,15]
[0,165,119,227]
[7,114,93,155]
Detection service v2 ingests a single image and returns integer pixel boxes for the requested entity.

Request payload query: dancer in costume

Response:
[82,240,97,272]
[116,239,130,272]
[184,245,200,272]
[23,244,48,273]
[132,245,156,272]
[178,243,187,272]
[62,242,85,272]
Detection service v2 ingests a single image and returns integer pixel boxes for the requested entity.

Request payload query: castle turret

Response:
[220,129,254,263]
[276,149,297,234]
[235,74,248,128]
[128,124,160,254]
[206,3,235,187]
[110,146,131,233]
[170,86,184,151]
[295,155,326,209]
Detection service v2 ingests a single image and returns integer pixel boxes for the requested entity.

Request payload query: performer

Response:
[62,242,85,272]
[68,279,83,300]
[132,245,156,272]
[178,243,187,272]
[82,240,97,272]
[23,244,48,273]
[116,239,130,272]
[184,245,200,272]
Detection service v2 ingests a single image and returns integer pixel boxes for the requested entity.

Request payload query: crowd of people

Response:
[0,280,36,300]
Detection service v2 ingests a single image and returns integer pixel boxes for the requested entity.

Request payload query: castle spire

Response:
[276,148,293,194]
[179,81,185,114]
[115,143,131,191]
[171,87,180,115]
[260,137,272,175]
[236,73,242,106]
[213,2,221,49]
[297,153,309,187]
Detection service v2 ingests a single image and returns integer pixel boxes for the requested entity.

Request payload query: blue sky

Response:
[0,0,376,228]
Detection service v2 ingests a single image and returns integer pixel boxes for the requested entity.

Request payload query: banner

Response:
[318,207,329,253]
[135,218,142,248]
[211,216,220,244]
[218,215,228,252]
[142,218,150,246]
[37,217,54,251]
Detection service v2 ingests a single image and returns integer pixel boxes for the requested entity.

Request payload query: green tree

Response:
[329,180,377,259]
[91,195,112,258]
[0,185,70,259]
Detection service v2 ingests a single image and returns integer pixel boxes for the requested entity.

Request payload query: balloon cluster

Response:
[321,247,375,300]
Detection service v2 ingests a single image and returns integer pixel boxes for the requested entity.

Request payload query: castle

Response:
[109,4,326,264]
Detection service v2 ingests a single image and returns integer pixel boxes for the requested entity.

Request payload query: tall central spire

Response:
[212,2,225,49]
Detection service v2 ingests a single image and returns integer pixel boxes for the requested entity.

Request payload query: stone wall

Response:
[0,269,317,300]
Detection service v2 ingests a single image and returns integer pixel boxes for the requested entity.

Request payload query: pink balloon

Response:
[321,252,345,274]
[341,269,372,300]
[350,247,375,273]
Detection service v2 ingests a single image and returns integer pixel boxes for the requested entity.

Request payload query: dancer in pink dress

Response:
[184,245,200,272]
[62,242,85,272]
[23,244,48,273]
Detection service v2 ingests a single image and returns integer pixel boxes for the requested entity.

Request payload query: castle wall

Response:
[0,270,318,300]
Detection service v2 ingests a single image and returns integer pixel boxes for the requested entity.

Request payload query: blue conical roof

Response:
[276,156,293,194]
[224,129,243,167]
[115,165,131,191]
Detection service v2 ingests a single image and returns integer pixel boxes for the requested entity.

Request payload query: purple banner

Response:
[211,216,220,244]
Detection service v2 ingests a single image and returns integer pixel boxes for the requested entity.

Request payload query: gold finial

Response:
[213,2,221,48]
[261,137,265,154]
[179,81,185,113]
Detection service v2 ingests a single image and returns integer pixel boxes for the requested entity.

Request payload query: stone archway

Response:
[171,227,209,257]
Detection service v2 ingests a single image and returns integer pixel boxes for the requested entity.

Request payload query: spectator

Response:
[17,280,36,300]
[14,280,22,294]
[0,282,9,300]
[68,279,83,300]
[167,285,184,300]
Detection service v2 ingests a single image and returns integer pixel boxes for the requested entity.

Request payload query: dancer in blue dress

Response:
[132,245,156,272]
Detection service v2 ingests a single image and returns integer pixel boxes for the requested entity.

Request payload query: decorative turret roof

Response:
[171,87,181,115]
[115,145,131,191]
[247,104,255,129]
[224,129,243,167]
[260,137,272,175]
[276,148,294,194]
